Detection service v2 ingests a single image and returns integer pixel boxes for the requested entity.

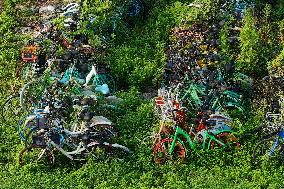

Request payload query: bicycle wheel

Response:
[19,123,37,144]
[19,144,54,166]
[105,143,132,161]
[252,136,284,166]
[210,132,240,151]
[87,142,131,161]
[20,79,45,112]
[2,94,23,125]
[153,138,185,164]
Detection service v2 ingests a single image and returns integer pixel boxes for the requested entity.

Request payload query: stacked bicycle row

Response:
[4,0,282,167]
[151,0,266,165]
[164,0,253,85]
[152,87,284,166]
[3,2,132,166]
[152,85,241,164]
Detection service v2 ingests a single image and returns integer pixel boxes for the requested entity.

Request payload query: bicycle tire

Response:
[252,136,284,166]
[87,142,131,161]
[19,144,55,166]
[20,79,44,112]
[2,94,23,125]
[153,137,185,164]
[106,143,132,161]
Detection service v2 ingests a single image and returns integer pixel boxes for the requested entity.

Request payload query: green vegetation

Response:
[2,0,284,188]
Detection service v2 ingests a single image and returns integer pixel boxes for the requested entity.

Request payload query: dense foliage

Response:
[2,0,284,188]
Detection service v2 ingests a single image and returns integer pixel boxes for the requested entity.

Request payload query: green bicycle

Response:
[153,119,240,164]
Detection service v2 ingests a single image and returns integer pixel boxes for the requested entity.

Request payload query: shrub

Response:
[237,8,265,77]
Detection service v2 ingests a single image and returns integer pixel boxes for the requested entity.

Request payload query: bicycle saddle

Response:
[90,116,113,126]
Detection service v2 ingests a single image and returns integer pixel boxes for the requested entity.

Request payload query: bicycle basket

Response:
[22,46,37,62]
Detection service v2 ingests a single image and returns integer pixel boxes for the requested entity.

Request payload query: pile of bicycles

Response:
[163,0,251,86]
[152,85,240,164]
[2,2,132,166]
[151,0,256,164]
[161,0,254,116]
[16,90,131,166]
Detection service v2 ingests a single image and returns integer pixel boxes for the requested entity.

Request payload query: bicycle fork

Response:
[169,127,193,155]
[268,138,280,156]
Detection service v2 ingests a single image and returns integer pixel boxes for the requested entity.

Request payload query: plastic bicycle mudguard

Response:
[72,68,81,78]
[62,3,79,12]
[21,66,28,80]
[268,138,280,156]
[209,124,233,136]
[85,65,97,86]
[95,84,110,95]
[225,102,245,113]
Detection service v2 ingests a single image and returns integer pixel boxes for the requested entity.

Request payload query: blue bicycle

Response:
[252,113,284,166]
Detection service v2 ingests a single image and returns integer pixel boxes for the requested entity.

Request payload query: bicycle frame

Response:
[169,125,230,155]
[268,129,284,156]
[206,88,245,114]
[18,107,50,143]
[48,137,86,160]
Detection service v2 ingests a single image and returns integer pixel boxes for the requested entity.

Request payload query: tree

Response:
[237,8,265,77]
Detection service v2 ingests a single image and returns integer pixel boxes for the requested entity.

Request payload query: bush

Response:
[237,8,265,77]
